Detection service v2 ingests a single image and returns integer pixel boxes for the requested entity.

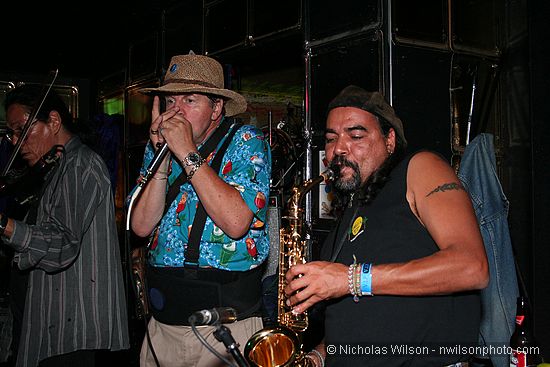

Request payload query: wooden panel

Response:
[451,0,500,56]
[0,81,16,130]
[310,32,382,134]
[252,0,301,40]
[125,80,158,148]
[129,34,159,83]
[309,0,380,42]
[393,0,448,47]
[309,31,382,227]
[392,45,452,159]
[164,0,203,60]
[204,0,248,54]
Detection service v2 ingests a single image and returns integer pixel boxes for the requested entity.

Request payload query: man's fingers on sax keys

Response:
[285,263,306,283]
[285,275,307,299]
[290,294,316,315]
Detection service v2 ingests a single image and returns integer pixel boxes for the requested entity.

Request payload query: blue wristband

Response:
[360,263,373,296]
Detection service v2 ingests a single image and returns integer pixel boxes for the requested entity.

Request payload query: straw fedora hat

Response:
[140,54,247,117]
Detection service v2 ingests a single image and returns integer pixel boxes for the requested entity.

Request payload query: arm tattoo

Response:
[426,182,465,197]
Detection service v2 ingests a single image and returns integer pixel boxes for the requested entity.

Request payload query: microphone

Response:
[125,142,169,231]
[141,143,170,185]
[188,307,237,326]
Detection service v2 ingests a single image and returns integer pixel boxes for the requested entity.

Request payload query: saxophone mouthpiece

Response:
[322,168,337,182]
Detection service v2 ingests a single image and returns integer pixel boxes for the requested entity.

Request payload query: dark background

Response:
[1,0,549,365]
[2,1,160,79]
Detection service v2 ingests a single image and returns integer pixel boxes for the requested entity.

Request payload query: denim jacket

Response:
[458,133,519,367]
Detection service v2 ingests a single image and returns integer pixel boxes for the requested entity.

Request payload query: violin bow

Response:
[2,69,60,176]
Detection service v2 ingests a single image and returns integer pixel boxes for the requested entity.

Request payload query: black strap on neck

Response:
[185,121,242,268]
[163,118,233,216]
[329,205,359,262]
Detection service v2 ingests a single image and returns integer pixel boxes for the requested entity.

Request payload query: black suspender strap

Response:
[184,121,242,267]
[163,118,233,216]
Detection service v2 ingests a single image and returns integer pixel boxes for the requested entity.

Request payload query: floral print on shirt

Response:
[131,121,272,271]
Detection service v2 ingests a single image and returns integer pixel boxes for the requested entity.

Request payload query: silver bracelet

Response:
[186,157,205,180]
[307,349,325,367]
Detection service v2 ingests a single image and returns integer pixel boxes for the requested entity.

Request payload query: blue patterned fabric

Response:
[133,119,271,271]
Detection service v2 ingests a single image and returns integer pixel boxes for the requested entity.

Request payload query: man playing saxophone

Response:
[285,85,489,367]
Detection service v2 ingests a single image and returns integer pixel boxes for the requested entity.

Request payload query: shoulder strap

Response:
[163,118,233,217]
[329,205,359,262]
[185,122,242,267]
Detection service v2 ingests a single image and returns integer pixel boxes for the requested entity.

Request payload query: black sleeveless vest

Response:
[321,153,481,366]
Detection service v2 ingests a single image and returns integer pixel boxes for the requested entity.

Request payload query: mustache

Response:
[328,156,362,194]
[329,156,359,175]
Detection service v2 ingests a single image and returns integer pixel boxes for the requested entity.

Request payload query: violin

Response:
[0,69,61,214]
[0,145,64,209]
[1,69,59,177]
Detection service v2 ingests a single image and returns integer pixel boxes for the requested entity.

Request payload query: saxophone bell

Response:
[244,170,335,367]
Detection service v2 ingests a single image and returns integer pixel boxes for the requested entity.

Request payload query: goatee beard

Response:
[329,156,361,194]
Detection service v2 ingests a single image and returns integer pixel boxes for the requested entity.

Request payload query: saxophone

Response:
[244,169,335,367]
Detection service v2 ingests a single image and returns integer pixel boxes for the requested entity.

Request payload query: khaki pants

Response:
[140,316,263,367]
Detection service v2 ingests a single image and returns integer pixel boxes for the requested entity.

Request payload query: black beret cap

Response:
[327,85,407,147]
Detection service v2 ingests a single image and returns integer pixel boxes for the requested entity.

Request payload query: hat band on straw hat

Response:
[138,54,248,116]
[163,78,218,89]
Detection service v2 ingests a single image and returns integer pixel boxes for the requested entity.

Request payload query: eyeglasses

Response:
[4,127,24,143]
[3,119,40,143]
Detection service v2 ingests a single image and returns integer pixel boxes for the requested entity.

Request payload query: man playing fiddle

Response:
[0,85,129,367]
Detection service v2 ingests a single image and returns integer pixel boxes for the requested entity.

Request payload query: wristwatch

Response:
[0,214,8,237]
[183,151,203,167]
[183,152,205,180]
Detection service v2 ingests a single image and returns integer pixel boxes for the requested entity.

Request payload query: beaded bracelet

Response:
[348,263,361,303]
[354,263,362,296]
[348,264,356,300]
[349,260,374,302]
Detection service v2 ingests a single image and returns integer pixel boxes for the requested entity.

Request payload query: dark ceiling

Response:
[2,0,305,83]
[2,1,171,80]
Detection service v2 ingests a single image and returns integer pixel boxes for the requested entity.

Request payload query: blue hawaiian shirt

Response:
[131,120,271,271]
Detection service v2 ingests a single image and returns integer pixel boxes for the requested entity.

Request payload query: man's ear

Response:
[211,99,224,121]
[47,110,62,134]
[386,128,396,154]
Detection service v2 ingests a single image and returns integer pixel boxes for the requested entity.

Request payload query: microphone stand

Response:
[213,323,250,367]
